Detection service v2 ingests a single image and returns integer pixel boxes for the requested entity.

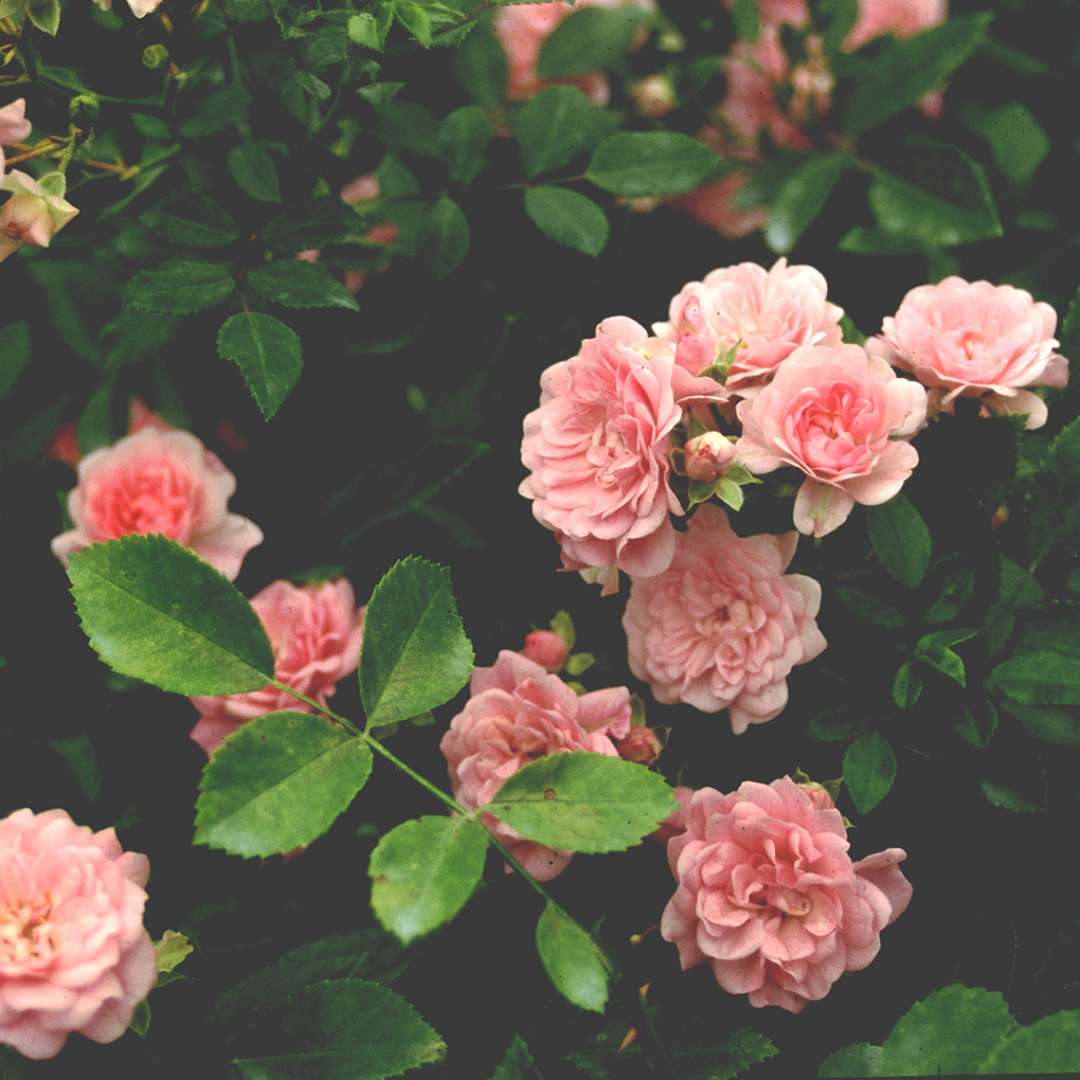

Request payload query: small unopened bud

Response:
[630,75,676,119]
[991,504,1009,529]
[798,780,836,811]
[616,725,663,766]
[522,629,569,672]
[142,44,170,71]
[69,93,101,124]
[683,432,736,483]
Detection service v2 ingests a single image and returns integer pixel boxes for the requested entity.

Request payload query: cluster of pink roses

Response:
[520,259,1069,728]
[0,99,79,263]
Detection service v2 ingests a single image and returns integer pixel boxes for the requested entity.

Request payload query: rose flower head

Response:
[867,276,1068,431]
[623,505,825,733]
[661,777,912,1013]
[190,578,365,755]
[0,171,78,263]
[441,651,631,881]
[51,427,263,581]
[0,809,156,1060]
[735,344,927,537]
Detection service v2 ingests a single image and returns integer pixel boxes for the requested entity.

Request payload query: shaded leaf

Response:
[536,903,609,1014]
[218,311,303,421]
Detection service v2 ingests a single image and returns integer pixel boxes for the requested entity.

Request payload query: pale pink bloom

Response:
[675,171,769,240]
[653,258,844,396]
[0,99,31,146]
[190,579,365,755]
[495,0,654,104]
[0,171,78,263]
[722,0,808,27]
[340,174,381,205]
[845,0,946,50]
[652,784,694,843]
[867,277,1069,431]
[521,629,569,672]
[441,650,630,880]
[92,0,163,17]
[683,432,737,483]
[721,26,813,152]
[0,809,156,1060]
[615,724,663,766]
[295,249,320,264]
[623,505,825,733]
[520,317,684,581]
[662,778,911,1013]
[51,427,263,580]
[735,344,927,537]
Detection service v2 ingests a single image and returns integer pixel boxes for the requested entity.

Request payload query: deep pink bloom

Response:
[51,427,263,580]
[520,317,684,581]
[521,629,570,672]
[190,579,365,755]
[735,344,927,537]
[623,505,825,733]
[0,809,156,1060]
[867,277,1069,431]
[441,651,630,881]
[661,777,912,1013]
[653,259,844,396]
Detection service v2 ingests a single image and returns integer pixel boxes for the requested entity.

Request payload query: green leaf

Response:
[882,984,1013,1076]
[195,712,373,857]
[359,557,474,729]
[376,101,441,157]
[452,22,507,108]
[155,931,194,976]
[989,650,1080,706]
[587,132,720,197]
[76,379,116,456]
[487,752,675,853]
[439,106,491,186]
[551,610,575,650]
[179,85,252,138]
[980,779,1043,814]
[838,227,928,256]
[765,153,848,254]
[26,0,60,35]
[983,1010,1080,1073]
[536,902,610,1013]
[212,931,408,1030]
[0,322,31,401]
[524,187,609,257]
[218,312,304,421]
[807,709,866,741]
[866,494,931,588]
[731,0,759,40]
[102,309,180,370]
[867,140,1001,248]
[228,144,282,203]
[369,815,488,944]
[843,14,992,134]
[49,734,101,801]
[491,1035,542,1080]
[954,703,998,749]
[67,535,274,695]
[538,6,650,79]
[923,569,975,624]
[892,662,923,709]
[140,192,239,247]
[513,86,615,178]
[842,733,896,815]
[915,629,972,686]
[965,102,1049,188]
[349,12,389,51]
[834,585,905,628]
[395,2,432,46]
[233,979,445,1079]
[426,196,470,278]
[819,1043,884,1077]
[248,261,361,312]
[126,260,237,315]
[1001,702,1080,746]
[1059,289,1080,372]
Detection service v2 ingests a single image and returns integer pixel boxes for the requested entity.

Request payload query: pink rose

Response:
[653,258,844,396]
[676,171,769,239]
[615,724,663,766]
[722,0,808,27]
[51,427,263,581]
[661,777,912,1013]
[520,316,684,581]
[735,344,927,537]
[441,650,630,881]
[0,171,78,262]
[521,629,570,672]
[0,99,31,147]
[683,432,737,483]
[0,809,156,1060]
[845,0,946,51]
[190,578,365,755]
[867,276,1069,431]
[623,505,825,733]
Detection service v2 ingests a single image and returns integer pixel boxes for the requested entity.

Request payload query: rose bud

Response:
[797,779,836,811]
[631,75,677,118]
[683,432,736,483]
[616,724,664,766]
[0,170,78,262]
[521,629,570,672]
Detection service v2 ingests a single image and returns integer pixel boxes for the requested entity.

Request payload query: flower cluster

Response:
[519,260,1068,728]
